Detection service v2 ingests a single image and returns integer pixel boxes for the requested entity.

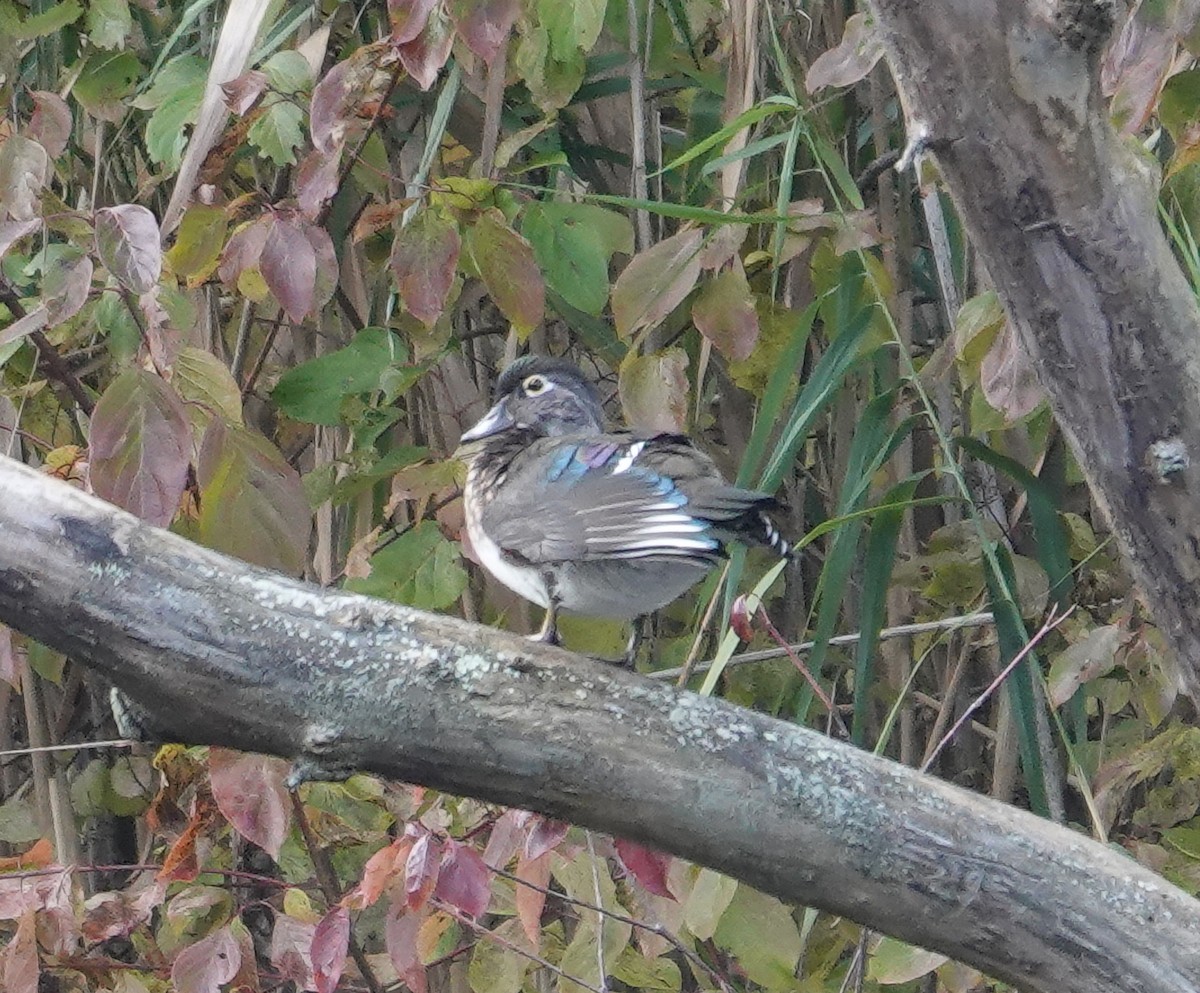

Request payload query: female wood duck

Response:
[458,356,791,653]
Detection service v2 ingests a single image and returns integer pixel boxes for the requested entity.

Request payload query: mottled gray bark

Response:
[866,0,1200,704]
[0,455,1197,990]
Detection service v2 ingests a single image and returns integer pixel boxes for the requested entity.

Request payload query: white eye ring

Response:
[523,375,552,396]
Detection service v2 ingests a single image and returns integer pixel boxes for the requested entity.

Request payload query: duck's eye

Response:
[523,375,551,396]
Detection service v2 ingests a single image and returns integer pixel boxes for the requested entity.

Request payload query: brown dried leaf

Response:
[612,228,703,339]
[296,147,342,219]
[222,69,269,116]
[2,910,38,993]
[806,13,884,92]
[619,349,689,433]
[691,263,759,361]
[0,136,49,222]
[979,320,1046,422]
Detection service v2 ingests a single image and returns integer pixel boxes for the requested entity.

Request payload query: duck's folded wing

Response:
[481,437,733,565]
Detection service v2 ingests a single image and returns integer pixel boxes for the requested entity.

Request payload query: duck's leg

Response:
[619,614,647,669]
[533,598,561,645]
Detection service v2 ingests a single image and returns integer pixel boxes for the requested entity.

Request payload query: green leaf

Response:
[166,205,229,282]
[465,210,545,339]
[145,81,205,170]
[14,0,83,40]
[346,521,468,611]
[867,937,948,984]
[468,919,532,993]
[249,99,305,167]
[522,202,631,316]
[653,97,796,177]
[682,868,737,940]
[711,885,801,992]
[539,0,607,58]
[272,328,407,426]
[86,0,132,49]
[262,50,313,93]
[611,947,681,992]
[74,51,143,122]
[197,420,311,575]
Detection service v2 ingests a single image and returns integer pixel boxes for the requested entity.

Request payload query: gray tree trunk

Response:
[866,0,1200,703]
[0,455,1197,992]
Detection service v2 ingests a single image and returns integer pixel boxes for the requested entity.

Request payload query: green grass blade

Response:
[984,545,1051,817]
[852,474,926,746]
[958,437,1073,606]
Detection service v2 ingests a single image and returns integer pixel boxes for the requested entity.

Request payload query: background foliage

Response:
[1,0,1199,991]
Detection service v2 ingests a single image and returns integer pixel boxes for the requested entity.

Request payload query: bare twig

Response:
[652,612,995,682]
[920,607,1073,773]
[289,792,386,993]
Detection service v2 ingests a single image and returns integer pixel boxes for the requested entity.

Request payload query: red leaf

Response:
[615,840,675,899]
[390,210,460,326]
[692,264,759,362]
[312,906,350,993]
[81,879,165,942]
[218,217,270,286]
[28,91,72,159]
[260,213,317,321]
[433,840,491,918]
[89,368,192,527]
[304,221,339,314]
[310,43,392,153]
[405,828,442,911]
[515,851,549,947]
[482,809,526,868]
[271,914,316,988]
[344,836,415,909]
[390,0,437,43]
[2,910,38,993]
[296,148,342,219]
[450,0,519,63]
[208,748,292,859]
[171,924,240,993]
[43,254,93,324]
[465,209,544,339]
[398,7,454,90]
[222,70,269,116]
[385,904,428,993]
[524,816,570,860]
[95,204,162,293]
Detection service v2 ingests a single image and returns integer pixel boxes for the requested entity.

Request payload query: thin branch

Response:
[651,612,995,681]
[290,792,386,993]
[434,898,607,993]
[0,281,95,414]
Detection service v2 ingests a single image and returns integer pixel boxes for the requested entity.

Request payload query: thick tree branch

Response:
[865,0,1200,703]
[0,454,1196,991]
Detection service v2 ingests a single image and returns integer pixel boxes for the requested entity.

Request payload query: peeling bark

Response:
[866,0,1200,702]
[0,455,1197,991]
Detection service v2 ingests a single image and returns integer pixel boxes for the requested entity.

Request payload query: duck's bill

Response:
[459,401,514,443]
